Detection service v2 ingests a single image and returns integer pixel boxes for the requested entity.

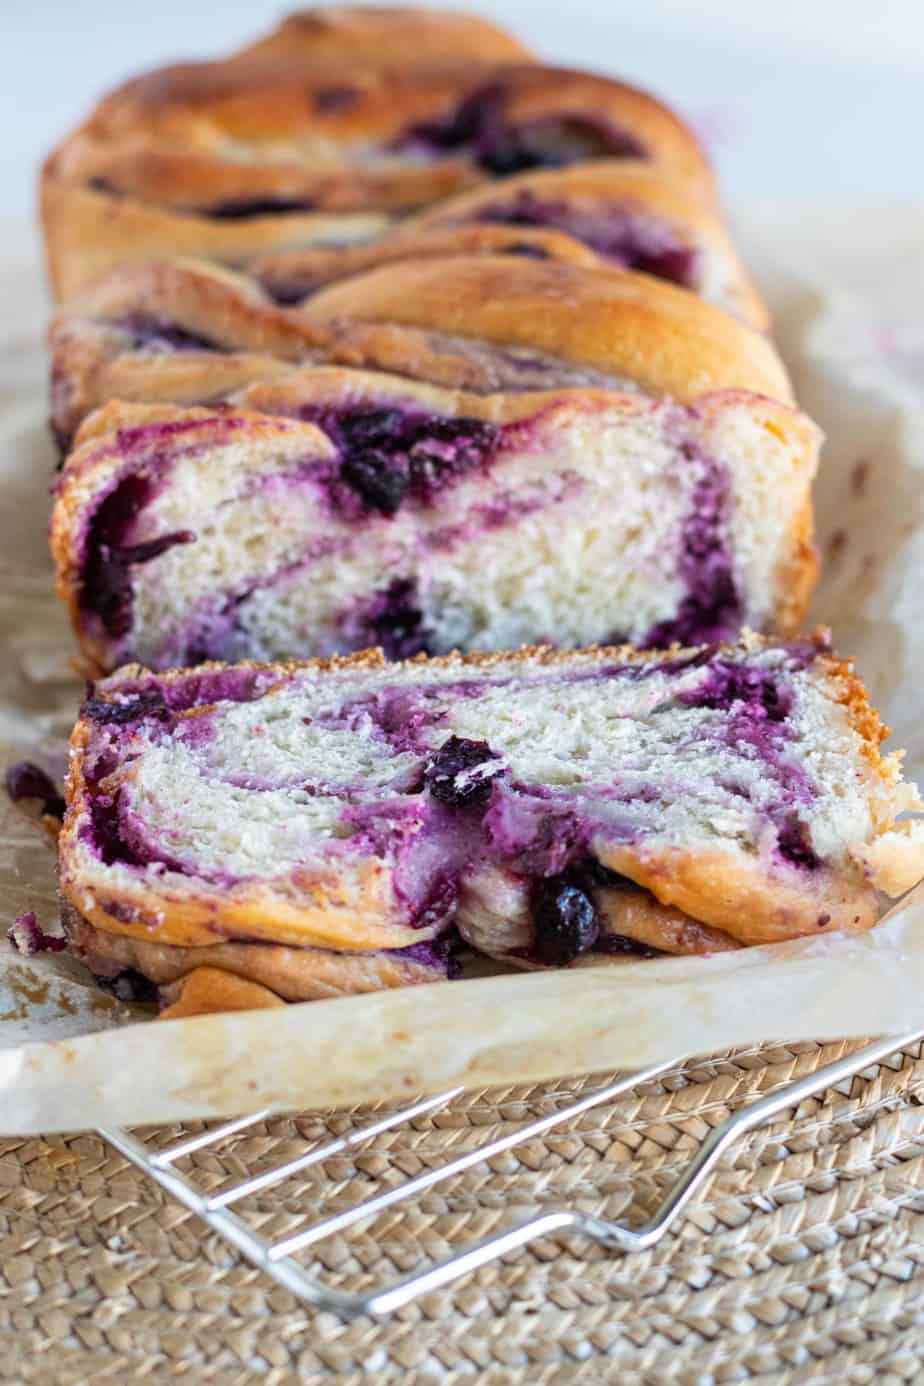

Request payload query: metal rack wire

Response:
[98,1026,924,1319]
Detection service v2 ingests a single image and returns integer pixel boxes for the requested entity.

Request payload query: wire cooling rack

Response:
[97,1026,924,1319]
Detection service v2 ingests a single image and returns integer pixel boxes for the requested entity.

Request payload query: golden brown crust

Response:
[596,841,879,946]
[305,257,792,403]
[775,499,819,638]
[414,159,717,228]
[43,60,711,298]
[50,256,794,446]
[253,223,608,296]
[52,255,797,432]
[251,160,768,330]
[418,160,767,331]
[159,969,288,1018]
[41,172,392,304]
[595,890,742,955]
[67,911,447,1007]
[49,259,332,443]
[65,65,707,194]
[235,7,533,66]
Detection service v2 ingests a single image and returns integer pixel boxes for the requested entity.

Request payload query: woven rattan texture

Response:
[2,1037,924,1384]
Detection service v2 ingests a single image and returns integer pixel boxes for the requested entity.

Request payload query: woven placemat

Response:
[2,1037,924,1383]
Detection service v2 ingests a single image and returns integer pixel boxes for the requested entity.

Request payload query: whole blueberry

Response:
[5,762,65,819]
[531,875,599,965]
[340,454,408,515]
[424,736,503,807]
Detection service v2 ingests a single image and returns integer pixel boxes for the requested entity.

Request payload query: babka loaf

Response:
[42,55,711,299]
[252,161,767,329]
[51,257,818,674]
[58,637,924,1016]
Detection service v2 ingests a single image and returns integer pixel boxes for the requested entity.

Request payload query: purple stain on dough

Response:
[301,405,502,515]
[394,83,647,175]
[113,416,248,453]
[676,654,820,869]
[483,791,597,877]
[677,659,792,723]
[775,813,821,871]
[201,197,319,219]
[114,314,223,354]
[85,666,274,722]
[312,84,359,113]
[83,688,173,727]
[7,911,68,955]
[389,932,463,979]
[593,931,660,958]
[79,429,250,644]
[504,241,552,259]
[643,450,742,648]
[469,191,698,286]
[342,578,433,660]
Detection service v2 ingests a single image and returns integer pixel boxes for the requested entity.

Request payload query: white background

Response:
[2,0,922,223]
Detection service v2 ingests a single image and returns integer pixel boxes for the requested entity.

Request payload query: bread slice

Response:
[42,57,709,299]
[52,346,817,680]
[57,636,924,1015]
[252,161,768,330]
[51,261,816,674]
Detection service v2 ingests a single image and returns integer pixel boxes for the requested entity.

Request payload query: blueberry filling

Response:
[594,931,659,959]
[94,968,160,1004]
[87,791,142,868]
[261,280,312,306]
[75,646,834,973]
[394,83,647,175]
[340,453,408,516]
[86,177,319,222]
[775,813,821,870]
[200,197,319,219]
[530,873,600,965]
[313,85,359,114]
[305,406,501,515]
[5,762,66,819]
[677,658,819,870]
[82,472,196,640]
[7,911,68,956]
[83,689,174,725]
[115,314,222,353]
[643,450,741,648]
[424,736,505,807]
[678,660,792,721]
[349,578,433,660]
[503,241,552,259]
[387,932,462,978]
[470,192,698,286]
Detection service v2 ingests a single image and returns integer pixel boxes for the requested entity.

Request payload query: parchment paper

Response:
[1,212,923,1135]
